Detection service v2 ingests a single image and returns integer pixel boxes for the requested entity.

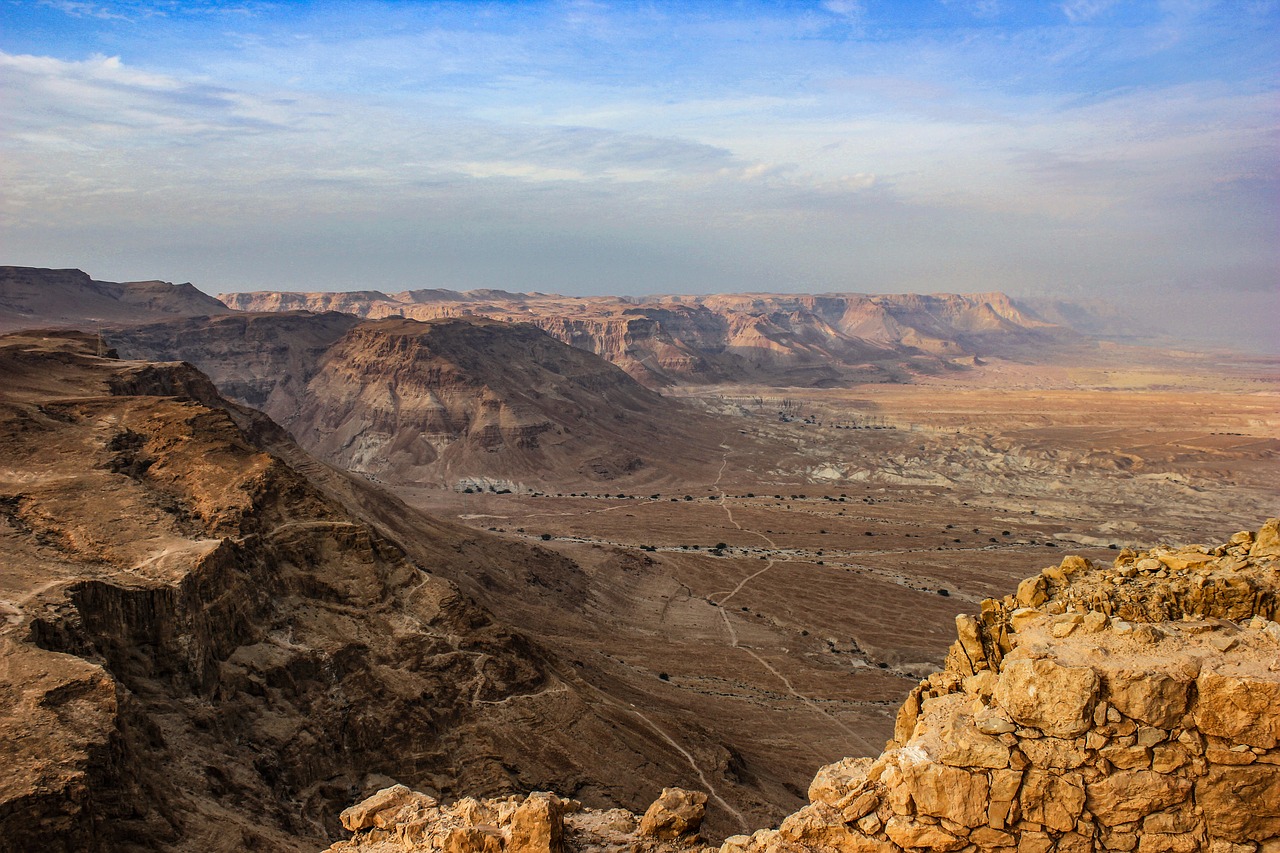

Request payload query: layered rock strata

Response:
[332,521,1280,852]
[111,315,724,488]
[218,289,1074,387]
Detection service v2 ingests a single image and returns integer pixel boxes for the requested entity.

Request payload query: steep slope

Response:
[0,331,744,852]
[109,313,722,489]
[287,317,723,488]
[328,521,1280,853]
[107,310,361,412]
[220,288,1085,387]
[0,266,230,332]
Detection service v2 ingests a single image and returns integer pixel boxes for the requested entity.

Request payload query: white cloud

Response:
[1060,0,1118,23]
[821,1,865,20]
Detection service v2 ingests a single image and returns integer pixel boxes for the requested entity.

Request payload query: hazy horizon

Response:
[2,1,1276,352]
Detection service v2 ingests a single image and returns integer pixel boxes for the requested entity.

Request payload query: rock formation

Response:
[284,317,723,486]
[329,521,1280,852]
[218,288,1079,387]
[0,331,742,852]
[109,314,726,488]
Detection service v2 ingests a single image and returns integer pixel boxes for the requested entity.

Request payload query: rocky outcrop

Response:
[333,522,1280,852]
[736,524,1280,853]
[328,787,709,853]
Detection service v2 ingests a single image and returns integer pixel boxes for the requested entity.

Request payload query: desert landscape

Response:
[1,266,1277,851]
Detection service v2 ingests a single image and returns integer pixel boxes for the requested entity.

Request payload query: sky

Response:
[1,0,1276,351]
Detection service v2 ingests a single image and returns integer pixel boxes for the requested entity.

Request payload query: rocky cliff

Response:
[279,316,722,487]
[219,289,1080,387]
[0,331,741,852]
[329,520,1280,853]
[109,314,724,489]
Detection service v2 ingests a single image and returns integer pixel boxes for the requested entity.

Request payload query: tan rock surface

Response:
[639,788,708,841]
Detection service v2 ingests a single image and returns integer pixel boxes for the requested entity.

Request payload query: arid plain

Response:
[396,350,1279,834]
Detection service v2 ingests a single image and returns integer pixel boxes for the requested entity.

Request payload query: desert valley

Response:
[0,265,1277,852]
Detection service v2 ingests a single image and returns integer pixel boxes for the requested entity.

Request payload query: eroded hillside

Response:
[0,332,756,852]
[110,315,727,489]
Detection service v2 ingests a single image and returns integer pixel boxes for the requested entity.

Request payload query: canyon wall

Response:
[218,289,1079,387]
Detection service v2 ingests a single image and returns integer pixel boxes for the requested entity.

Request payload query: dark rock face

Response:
[0,266,231,333]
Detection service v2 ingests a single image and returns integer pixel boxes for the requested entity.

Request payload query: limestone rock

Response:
[1198,764,1280,842]
[340,786,440,834]
[639,787,708,841]
[508,792,564,853]
[1253,518,1280,558]
[993,656,1098,737]
[1086,769,1192,826]
[1019,769,1085,833]
[1195,667,1280,749]
[895,757,989,827]
[883,816,966,851]
[1099,667,1192,728]
[807,757,873,807]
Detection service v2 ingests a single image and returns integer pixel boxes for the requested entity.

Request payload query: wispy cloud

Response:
[1,1,1276,350]
[1059,0,1118,23]
[822,0,865,19]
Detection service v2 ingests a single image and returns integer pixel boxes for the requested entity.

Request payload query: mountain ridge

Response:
[216,287,1088,387]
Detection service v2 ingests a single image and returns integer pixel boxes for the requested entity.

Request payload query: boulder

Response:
[1086,770,1192,826]
[883,816,966,852]
[1252,518,1280,558]
[1197,765,1280,842]
[1019,769,1084,833]
[807,757,873,807]
[340,784,437,833]
[892,756,988,827]
[993,656,1098,737]
[1100,667,1192,728]
[639,787,707,841]
[778,802,893,852]
[1194,668,1280,749]
[508,792,564,853]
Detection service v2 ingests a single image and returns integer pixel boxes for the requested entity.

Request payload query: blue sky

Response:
[1,0,1276,349]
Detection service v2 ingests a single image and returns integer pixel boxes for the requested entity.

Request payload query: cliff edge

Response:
[331,519,1280,853]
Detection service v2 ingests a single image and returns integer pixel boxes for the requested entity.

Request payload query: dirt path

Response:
[705,443,880,756]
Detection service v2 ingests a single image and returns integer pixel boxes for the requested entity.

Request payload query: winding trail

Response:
[579,682,749,832]
[704,441,882,757]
